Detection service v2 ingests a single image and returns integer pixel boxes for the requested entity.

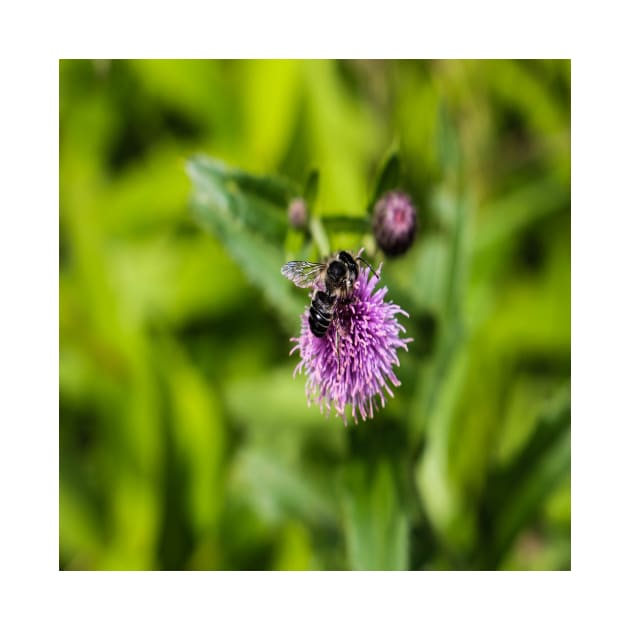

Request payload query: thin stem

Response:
[309,216,330,258]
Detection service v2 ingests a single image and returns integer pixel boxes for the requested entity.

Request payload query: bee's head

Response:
[327,260,346,285]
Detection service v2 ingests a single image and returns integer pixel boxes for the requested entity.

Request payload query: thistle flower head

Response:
[372,191,417,257]
[291,263,412,424]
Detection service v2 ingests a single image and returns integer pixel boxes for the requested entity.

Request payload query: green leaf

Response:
[231,169,297,209]
[376,152,401,196]
[308,215,331,258]
[187,157,304,327]
[189,154,297,231]
[367,152,401,214]
[303,168,320,209]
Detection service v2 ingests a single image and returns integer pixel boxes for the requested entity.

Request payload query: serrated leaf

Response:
[190,154,298,208]
[188,155,290,243]
[188,159,304,327]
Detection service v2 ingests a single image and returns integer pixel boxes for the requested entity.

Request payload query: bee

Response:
[281,251,377,338]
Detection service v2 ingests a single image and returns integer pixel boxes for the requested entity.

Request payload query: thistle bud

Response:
[288,198,309,230]
[372,191,417,257]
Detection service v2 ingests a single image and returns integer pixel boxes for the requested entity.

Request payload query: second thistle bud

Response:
[288,198,309,230]
[372,191,417,257]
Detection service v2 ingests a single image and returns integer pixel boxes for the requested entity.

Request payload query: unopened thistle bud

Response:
[372,191,417,257]
[288,198,309,230]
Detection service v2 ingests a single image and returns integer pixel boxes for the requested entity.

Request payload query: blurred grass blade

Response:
[231,449,337,527]
[473,176,569,255]
[436,102,461,178]
[407,190,470,444]
[479,385,571,567]
[163,342,225,536]
[342,461,408,570]
[414,349,471,550]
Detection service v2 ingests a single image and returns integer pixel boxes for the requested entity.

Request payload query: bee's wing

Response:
[281,261,326,288]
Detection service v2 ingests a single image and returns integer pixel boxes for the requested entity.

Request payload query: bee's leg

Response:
[357,256,379,280]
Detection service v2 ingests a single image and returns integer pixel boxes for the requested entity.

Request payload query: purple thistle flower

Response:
[290,264,412,425]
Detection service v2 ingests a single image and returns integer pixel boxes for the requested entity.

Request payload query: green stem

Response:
[309,216,330,258]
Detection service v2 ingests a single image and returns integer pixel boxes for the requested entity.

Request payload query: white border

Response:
[4,0,630,627]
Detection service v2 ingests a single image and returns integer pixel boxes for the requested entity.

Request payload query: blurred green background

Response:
[59,59,570,570]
